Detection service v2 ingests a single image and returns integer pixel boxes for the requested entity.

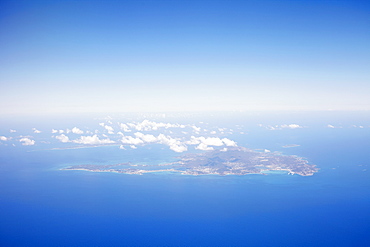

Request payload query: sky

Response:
[1,0,369,115]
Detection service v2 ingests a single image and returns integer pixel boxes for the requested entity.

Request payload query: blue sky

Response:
[1,0,369,114]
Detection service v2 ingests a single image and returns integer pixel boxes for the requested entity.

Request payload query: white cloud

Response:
[73,135,115,145]
[0,136,8,141]
[10,129,16,133]
[119,145,126,150]
[157,134,187,152]
[99,122,114,134]
[104,125,114,134]
[261,124,303,130]
[55,134,69,143]
[106,123,237,153]
[72,127,84,134]
[131,120,185,131]
[350,125,365,129]
[134,132,157,143]
[196,143,214,151]
[222,138,237,147]
[130,145,137,149]
[20,137,35,146]
[136,120,159,131]
[186,136,201,145]
[169,144,188,152]
[186,136,224,146]
[119,123,131,132]
[192,126,201,132]
[52,129,58,133]
[281,124,302,129]
[156,134,176,145]
[186,136,237,150]
[202,137,224,146]
[327,124,335,128]
[59,130,64,134]
[33,128,41,133]
[120,132,187,152]
[121,136,144,145]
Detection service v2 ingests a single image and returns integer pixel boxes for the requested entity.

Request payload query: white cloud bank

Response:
[120,132,187,152]
[55,134,70,143]
[260,124,303,130]
[281,124,302,129]
[72,127,84,134]
[99,123,115,134]
[121,135,144,145]
[136,120,186,131]
[187,136,237,151]
[192,126,201,132]
[105,126,114,134]
[119,132,237,153]
[0,136,8,141]
[156,134,187,152]
[134,132,157,143]
[121,120,186,132]
[119,123,131,132]
[33,128,41,133]
[196,143,214,151]
[20,137,35,146]
[73,135,115,145]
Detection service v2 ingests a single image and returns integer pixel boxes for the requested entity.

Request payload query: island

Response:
[61,147,318,176]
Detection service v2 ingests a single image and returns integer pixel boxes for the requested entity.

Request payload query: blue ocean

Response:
[1,112,370,246]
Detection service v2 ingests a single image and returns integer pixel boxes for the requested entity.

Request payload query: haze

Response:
[1,0,369,114]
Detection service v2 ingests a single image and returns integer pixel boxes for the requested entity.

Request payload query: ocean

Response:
[0,112,369,246]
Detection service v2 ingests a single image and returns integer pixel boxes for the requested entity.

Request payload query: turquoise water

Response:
[1,113,370,246]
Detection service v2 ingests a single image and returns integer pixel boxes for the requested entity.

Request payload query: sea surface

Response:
[1,112,370,246]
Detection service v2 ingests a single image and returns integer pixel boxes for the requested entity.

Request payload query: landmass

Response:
[61,147,318,176]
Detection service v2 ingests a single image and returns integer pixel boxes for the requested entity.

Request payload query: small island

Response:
[61,147,318,176]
